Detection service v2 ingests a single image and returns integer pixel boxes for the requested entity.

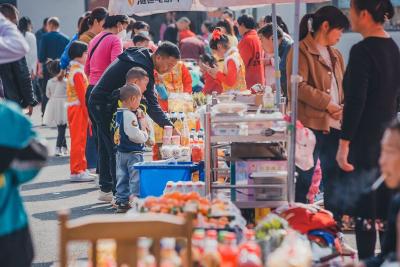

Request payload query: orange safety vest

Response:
[66,61,88,105]
[155,61,186,93]
[222,47,247,92]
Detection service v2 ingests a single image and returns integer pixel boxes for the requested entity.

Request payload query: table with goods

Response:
[59,63,355,267]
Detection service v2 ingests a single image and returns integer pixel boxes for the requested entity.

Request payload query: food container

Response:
[160,145,173,159]
[171,135,181,145]
[216,94,235,103]
[250,171,287,201]
[162,136,171,145]
[164,126,173,138]
[180,146,190,157]
[212,102,248,114]
[171,145,181,159]
[212,124,240,136]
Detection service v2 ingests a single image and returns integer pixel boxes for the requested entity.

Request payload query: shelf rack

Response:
[204,111,293,209]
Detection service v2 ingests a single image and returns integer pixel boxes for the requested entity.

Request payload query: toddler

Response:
[43,59,68,156]
[114,84,149,213]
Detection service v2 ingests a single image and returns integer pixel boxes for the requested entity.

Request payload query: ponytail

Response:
[299,14,314,41]
[352,0,394,24]
[299,6,349,41]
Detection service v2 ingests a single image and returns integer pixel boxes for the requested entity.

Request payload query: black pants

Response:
[295,129,341,217]
[355,218,384,260]
[88,102,115,193]
[0,226,34,267]
[57,124,67,148]
[40,72,50,117]
[85,85,98,170]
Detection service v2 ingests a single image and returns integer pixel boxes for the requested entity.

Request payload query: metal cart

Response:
[203,110,294,209]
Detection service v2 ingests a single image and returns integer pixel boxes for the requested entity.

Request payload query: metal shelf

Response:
[211,133,286,143]
[234,201,288,209]
[212,115,285,124]
[211,184,285,189]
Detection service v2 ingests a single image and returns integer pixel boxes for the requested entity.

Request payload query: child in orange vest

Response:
[67,41,94,182]
[200,28,247,92]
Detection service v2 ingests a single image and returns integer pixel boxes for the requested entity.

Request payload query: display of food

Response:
[137,192,237,229]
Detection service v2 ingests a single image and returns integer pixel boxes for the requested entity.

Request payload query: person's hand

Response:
[330,108,343,121]
[136,108,145,119]
[208,66,219,79]
[173,127,181,136]
[336,139,354,172]
[26,105,33,116]
[199,62,209,73]
[139,117,149,132]
[326,101,342,115]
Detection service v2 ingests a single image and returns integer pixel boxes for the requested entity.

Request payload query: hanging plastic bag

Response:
[295,121,316,171]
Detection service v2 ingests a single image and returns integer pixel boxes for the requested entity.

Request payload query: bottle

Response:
[202,230,221,267]
[191,140,202,163]
[263,86,275,110]
[138,238,156,267]
[198,128,204,142]
[218,232,238,267]
[238,230,262,267]
[160,238,181,267]
[173,113,183,135]
[181,113,190,146]
[170,112,177,124]
[190,129,198,143]
[164,181,175,194]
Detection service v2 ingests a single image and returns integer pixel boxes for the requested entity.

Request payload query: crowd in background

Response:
[1,1,400,266]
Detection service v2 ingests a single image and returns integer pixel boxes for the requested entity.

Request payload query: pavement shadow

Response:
[22,187,98,202]
[21,179,71,191]
[45,156,70,167]
[32,203,115,221]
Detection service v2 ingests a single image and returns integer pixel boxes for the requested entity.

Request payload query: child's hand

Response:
[136,109,145,119]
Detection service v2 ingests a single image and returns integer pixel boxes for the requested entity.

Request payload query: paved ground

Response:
[22,107,359,266]
[22,108,115,266]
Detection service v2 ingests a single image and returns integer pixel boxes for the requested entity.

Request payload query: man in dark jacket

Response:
[88,42,179,201]
[0,4,37,115]
[38,16,69,117]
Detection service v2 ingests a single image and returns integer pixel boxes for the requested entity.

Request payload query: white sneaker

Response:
[98,190,113,202]
[55,147,62,157]
[70,172,95,182]
[61,147,69,156]
[85,170,98,178]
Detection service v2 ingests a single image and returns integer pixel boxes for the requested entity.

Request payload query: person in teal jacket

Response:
[0,101,48,267]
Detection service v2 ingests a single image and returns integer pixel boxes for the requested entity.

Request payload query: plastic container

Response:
[164,125,173,138]
[134,162,199,197]
[171,135,181,145]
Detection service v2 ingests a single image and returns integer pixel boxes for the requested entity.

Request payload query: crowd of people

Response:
[1,0,400,266]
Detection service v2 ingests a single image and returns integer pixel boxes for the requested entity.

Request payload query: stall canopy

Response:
[109,0,327,15]
[109,0,328,203]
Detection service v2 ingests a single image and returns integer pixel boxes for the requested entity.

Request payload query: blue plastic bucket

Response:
[134,162,199,197]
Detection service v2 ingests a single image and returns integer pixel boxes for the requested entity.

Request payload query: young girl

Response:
[67,41,93,182]
[200,28,247,92]
[43,59,68,157]
[286,6,349,211]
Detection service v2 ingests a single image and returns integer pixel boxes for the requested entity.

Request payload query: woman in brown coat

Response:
[287,6,349,214]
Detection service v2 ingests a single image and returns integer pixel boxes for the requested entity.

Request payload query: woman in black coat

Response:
[336,0,400,260]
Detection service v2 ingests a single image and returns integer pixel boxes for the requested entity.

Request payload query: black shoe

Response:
[116,202,131,213]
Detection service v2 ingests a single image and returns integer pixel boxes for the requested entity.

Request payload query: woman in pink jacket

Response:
[85,15,129,102]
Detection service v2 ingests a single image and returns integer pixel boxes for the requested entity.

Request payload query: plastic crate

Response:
[134,162,199,198]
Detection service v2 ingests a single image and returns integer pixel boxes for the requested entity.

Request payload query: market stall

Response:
[56,0,359,266]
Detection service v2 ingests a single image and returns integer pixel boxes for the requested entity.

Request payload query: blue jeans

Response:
[116,152,143,203]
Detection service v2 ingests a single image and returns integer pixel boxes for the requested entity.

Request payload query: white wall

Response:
[17,0,85,38]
